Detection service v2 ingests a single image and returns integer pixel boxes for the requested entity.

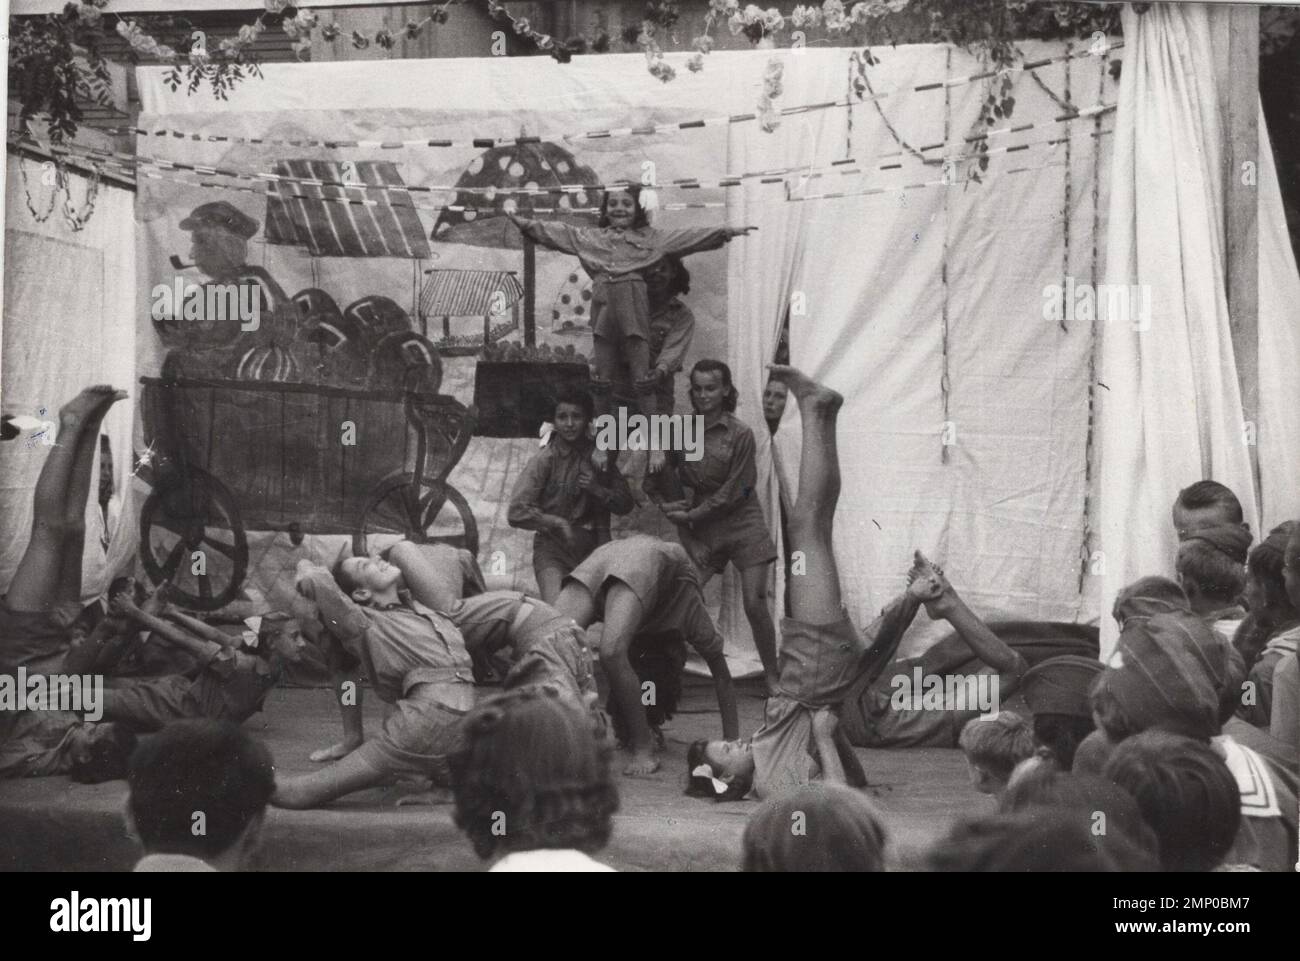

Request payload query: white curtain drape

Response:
[1,156,138,600]
[722,50,850,655]
[1098,4,1300,658]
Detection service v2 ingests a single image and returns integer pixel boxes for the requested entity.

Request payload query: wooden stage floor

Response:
[0,680,989,871]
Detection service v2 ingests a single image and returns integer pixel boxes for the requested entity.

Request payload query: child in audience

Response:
[1235,522,1299,726]
[1103,730,1243,872]
[1172,480,1248,542]
[1,385,136,783]
[508,386,633,603]
[450,686,618,872]
[129,720,274,872]
[741,783,888,872]
[684,367,1029,801]
[1175,528,1251,643]
[997,766,1160,860]
[925,808,1158,872]
[645,359,780,692]
[958,711,1035,800]
[1018,655,1103,770]
[1087,609,1298,871]
[509,188,754,472]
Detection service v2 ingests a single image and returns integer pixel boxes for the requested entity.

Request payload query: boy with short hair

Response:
[129,720,274,872]
[1171,480,1248,541]
[957,711,1035,799]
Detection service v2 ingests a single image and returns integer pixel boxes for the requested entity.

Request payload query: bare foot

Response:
[395,787,454,807]
[623,750,661,777]
[59,385,126,429]
[309,740,361,763]
[906,550,948,602]
[766,365,842,411]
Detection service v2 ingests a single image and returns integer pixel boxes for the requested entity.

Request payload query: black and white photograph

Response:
[0,0,1297,901]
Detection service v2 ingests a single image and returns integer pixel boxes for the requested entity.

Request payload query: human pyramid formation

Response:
[1,185,1295,871]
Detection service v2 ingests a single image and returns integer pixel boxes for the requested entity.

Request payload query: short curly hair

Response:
[450,686,619,861]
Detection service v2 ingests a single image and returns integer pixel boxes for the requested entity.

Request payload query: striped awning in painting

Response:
[265,160,431,259]
[420,269,523,318]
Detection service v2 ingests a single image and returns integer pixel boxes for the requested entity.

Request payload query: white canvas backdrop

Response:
[136,45,1117,661]
[1099,3,1300,658]
[1,158,138,599]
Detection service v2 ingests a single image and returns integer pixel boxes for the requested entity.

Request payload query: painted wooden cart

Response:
[137,374,478,610]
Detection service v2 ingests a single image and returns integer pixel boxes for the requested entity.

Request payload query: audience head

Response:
[926,808,1158,872]
[1172,481,1245,539]
[686,738,754,803]
[689,359,739,415]
[1243,521,1299,622]
[126,720,274,868]
[1176,530,1249,610]
[1103,730,1241,872]
[450,686,618,862]
[957,712,1036,795]
[1285,523,1300,611]
[598,185,650,230]
[1090,612,1223,742]
[999,766,1157,847]
[1019,655,1104,770]
[68,722,137,785]
[1111,576,1190,632]
[742,784,887,872]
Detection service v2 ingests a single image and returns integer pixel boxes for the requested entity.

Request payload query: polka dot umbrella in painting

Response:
[430,140,603,345]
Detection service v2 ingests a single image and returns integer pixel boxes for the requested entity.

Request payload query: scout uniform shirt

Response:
[297,567,474,707]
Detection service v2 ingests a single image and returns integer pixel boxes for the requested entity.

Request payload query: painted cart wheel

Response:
[353,473,479,559]
[140,466,249,611]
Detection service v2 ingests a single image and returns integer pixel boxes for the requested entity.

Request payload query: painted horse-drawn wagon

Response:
[137,374,478,610]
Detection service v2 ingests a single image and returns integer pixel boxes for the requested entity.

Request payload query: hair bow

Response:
[692,764,729,796]
[539,421,555,448]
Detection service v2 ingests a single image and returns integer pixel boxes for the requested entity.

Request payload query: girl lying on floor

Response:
[684,366,1031,802]
[1,385,135,782]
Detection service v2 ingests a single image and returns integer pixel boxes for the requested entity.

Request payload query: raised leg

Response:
[740,561,780,692]
[388,540,461,611]
[7,386,125,614]
[766,365,845,625]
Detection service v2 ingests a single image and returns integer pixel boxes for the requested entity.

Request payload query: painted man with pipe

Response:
[152,201,293,351]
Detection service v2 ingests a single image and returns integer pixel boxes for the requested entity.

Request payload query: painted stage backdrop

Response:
[133,60,742,660]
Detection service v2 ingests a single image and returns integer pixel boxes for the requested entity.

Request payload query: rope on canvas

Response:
[95,41,1123,152]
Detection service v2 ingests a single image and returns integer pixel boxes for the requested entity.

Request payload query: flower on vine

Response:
[404,21,424,40]
[350,30,370,49]
[76,4,103,26]
[886,0,911,11]
[762,7,785,33]
[513,17,532,35]
[264,0,291,13]
[239,22,265,45]
[535,33,555,50]
[432,8,450,25]
[647,57,676,83]
[322,22,341,42]
[728,11,746,35]
[375,28,396,49]
[790,5,822,29]
[822,0,851,34]
[692,34,714,54]
[709,0,740,18]
[687,53,705,72]
[188,48,211,66]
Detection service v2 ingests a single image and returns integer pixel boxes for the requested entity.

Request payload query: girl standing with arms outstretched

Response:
[508,186,754,472]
